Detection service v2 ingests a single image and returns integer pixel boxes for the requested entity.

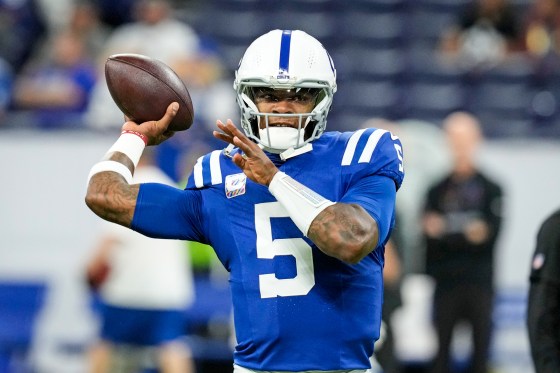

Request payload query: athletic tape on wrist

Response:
[87,160,133,185]
[107,131,146,167]
[268,171,335,236]
[121,130,148,145]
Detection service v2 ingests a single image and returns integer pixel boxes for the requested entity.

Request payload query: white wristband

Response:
[87,160,133,185]
[268,171,335,236]
[107,131,146,167]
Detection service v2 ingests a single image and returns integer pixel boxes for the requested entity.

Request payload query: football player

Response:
[86,29,404,372]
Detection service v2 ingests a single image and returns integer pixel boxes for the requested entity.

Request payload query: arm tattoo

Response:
[308,204,378,261]
[309,204,365,244]
[105,150,134,168]
[86,151,139,227]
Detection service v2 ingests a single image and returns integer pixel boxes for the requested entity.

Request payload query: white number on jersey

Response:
[255,202,315,298]
[394,143,403,172]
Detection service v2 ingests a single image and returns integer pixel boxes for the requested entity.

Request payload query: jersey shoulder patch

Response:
[339,128,404,189]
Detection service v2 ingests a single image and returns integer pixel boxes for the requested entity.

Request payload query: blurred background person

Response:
[0,57,12,124]
[438,0,523,71]
[11,30,97,128]
[374,237,404,373]
[96,0,198,67]
[92,0,135,28]
[522,0,560,58]
[521,0,560,78]
[421,112,504,373]
[66,1,112,62]
[85,148,195,373]
[527,207,560,373]
[0,0,47,75]
[85,0,200,130]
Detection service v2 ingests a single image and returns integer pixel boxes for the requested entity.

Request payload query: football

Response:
[105,53,194,131]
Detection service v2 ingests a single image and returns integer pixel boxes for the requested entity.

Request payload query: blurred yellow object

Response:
[526,25,551,55]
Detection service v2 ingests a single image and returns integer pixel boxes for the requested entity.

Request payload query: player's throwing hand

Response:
[122,102,179,146]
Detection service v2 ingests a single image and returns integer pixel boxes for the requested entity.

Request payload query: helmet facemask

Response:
[237,85,333,153]
[234,30,337,154]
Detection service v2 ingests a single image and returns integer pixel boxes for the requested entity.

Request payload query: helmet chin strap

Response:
[279,143,313,160]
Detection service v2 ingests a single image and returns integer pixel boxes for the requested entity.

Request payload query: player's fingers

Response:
[233,136,254,157]
[216,119,259,158]
[214,120,236,144]
[215,120,234,139]
[225,119,248,140]
[232,153,246,169]
[213,130,233,144]
[225,120,259,156]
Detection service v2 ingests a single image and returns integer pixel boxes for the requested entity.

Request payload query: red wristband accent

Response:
[121,130,148,145]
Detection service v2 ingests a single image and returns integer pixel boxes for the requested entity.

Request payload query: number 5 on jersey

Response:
[255,202,315,298]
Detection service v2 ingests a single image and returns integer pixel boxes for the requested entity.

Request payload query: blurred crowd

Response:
[0,0,236,182]
[3,0,560,142]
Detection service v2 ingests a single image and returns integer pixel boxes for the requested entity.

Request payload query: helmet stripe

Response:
[279,30,292,75]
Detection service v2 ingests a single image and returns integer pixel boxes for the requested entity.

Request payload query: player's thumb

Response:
[157,102,179,130]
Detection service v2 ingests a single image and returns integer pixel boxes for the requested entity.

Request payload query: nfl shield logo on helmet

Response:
[225,173,247,198]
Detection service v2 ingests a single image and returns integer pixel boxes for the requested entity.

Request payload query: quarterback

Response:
[86,30,404,372]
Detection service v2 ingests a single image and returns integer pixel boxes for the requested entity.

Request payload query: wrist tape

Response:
[87,160,133,184]
[107,130,147,167]
[87,131,146,185]
[268,171,335,236]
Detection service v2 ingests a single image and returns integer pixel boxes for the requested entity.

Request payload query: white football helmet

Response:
[234,29,337,153]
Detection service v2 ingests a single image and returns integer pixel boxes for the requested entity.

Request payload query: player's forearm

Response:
[86,133,146,227]
[268,172,378,263]
[308,204,378,264]
[85,167,139,227]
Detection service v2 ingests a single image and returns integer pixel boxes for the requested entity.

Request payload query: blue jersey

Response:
[132,128,404,371]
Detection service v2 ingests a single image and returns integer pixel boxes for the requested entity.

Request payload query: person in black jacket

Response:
[527,208,560,373]
[422,111,503,373]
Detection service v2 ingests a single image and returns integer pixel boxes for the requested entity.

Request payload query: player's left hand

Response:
[213,119,278,186]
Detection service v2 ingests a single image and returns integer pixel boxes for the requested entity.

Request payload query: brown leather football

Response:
[105,53,194,131]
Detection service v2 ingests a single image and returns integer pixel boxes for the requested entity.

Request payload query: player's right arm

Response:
[85,102,179,227]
